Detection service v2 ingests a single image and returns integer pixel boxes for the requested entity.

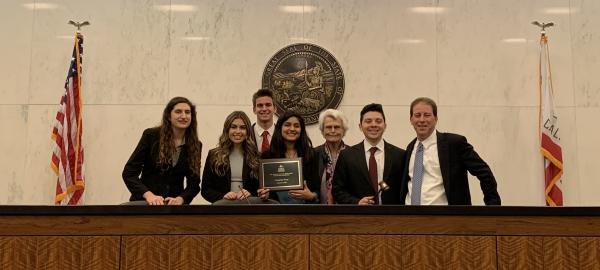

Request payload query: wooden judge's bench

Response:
[1,205,599,270]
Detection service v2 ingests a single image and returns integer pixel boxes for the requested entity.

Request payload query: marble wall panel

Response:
[437,0,574,107]
[20,105,57,205]
[304,0,437,106]
[169,0,304,105]
[0,1,32,105]
[442,106,578,205]
[29,0,171,105]
[575,107,600,206]
[571,0,600,107]
[0,106,29,204]
[84,105,162,205]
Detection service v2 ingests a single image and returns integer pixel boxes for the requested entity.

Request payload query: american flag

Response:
[51,33,85,205]
[539,33,563,206]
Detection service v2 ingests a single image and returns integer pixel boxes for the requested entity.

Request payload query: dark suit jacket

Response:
[201,148,259,203]
[314,143,349,187]
[332,140,405,204]
[400,131,501,205]
[122,127,201,204]
[314,144,329,184]
[251,123,258,148]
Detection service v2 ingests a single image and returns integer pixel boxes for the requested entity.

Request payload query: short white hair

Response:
[318,109,349,133]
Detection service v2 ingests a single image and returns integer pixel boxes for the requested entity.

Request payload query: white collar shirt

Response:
[406,131,448,205]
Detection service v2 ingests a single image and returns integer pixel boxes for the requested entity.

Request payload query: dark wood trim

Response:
[1,205,600,216]
[1,207,600,237]
[2,206,599,269]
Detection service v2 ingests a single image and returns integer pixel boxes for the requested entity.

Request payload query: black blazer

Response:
[250,123,258,148]
[400,131,501,205]
[314,144,328,183]
[332,140,405,204]
[314,143,348,187]
[201,148,259,203]
[122,127,201,204]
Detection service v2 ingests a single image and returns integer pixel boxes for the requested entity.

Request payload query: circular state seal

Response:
[262,43,345,125]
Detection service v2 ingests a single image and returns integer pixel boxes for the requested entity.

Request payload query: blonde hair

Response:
[211,111,259,177]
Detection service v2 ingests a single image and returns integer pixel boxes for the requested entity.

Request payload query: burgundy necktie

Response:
[261,131,270,152]
[369,147,379,203]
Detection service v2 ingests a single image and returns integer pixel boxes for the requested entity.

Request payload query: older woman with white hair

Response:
[314,109,349,204]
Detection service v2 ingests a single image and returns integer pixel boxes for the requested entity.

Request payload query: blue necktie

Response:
[411,143,424,205]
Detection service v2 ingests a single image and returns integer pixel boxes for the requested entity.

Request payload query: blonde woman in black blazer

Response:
[201,111,261,203]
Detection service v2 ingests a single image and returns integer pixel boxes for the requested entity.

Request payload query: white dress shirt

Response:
[406,132,448,205]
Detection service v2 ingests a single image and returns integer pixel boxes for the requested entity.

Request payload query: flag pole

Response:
[69,21,86,195]
[532,20,564,206]
[68,20,89,203]
[532,21,554,138]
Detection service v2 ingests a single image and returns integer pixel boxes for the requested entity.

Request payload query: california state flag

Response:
[539,34,563,206]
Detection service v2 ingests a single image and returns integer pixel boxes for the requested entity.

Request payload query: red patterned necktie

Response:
[369,147,379,203]
[261,131,270,152]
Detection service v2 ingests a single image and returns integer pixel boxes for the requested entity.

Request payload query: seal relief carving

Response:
[262,43,345,124]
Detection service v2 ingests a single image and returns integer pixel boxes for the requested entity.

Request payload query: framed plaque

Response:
[259,158,303,191]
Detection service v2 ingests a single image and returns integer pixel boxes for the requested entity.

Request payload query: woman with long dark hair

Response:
[201,111,261,204]
[258,112,320,203]
[122,97,202,205]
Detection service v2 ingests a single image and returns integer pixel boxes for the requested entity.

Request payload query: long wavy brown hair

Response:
[157,97,202,176]
[211,111,259,178]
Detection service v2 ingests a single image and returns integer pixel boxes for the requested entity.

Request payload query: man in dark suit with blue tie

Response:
[400,97,501,205]
[332,103,405,205]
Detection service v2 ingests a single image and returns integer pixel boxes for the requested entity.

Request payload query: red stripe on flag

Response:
[51,154,60,169]
[541,134,563,164]
[69,189,84,205]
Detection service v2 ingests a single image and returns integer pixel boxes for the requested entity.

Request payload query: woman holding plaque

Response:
[258,112,320,204]
[315,109,349,204]
[122,97,202,205]
[201,111,261,204]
